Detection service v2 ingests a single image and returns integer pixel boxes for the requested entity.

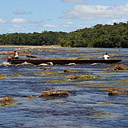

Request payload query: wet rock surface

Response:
[113,64,128,70]
[39,90,70,97]
[0,96,14,107]
[108,88,128,96]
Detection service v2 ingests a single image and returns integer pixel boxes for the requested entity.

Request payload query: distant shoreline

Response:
[0,45,62,48]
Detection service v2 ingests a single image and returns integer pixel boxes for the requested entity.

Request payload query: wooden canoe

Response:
[7,57,122,65]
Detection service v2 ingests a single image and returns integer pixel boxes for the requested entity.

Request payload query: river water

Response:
[0,47,128,128]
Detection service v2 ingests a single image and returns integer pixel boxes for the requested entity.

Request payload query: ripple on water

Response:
[0,47,128,128]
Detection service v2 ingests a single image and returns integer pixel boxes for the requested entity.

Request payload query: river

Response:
[0,47,128,128]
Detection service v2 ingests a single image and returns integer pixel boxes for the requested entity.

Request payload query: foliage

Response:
[0,31,67,46]
[1,22,128,47]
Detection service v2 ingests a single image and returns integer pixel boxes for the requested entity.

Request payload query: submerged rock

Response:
[63,69,75,73]
[102,102,114,105]
[37,66,52,70]
[10,73,24,77]
[68,75,79,79]
[0,96,14,107]
[113,64,128,70]
[0,62,11,66]
[67,74,96,80]
[0,96,13,103]
[39,90,69,97]
[108,88,128,96]
[42,66,52,70]
[27,95,36,98]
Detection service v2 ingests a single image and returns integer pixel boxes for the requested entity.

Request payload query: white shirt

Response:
[14,52,19,57]
[103,54,109,60]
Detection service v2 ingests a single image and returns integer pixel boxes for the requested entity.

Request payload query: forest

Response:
[0,22,128,48]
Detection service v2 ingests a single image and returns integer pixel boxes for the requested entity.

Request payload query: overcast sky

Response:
[0,0,128,34]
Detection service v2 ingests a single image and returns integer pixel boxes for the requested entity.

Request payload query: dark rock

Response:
[63,69,75,73]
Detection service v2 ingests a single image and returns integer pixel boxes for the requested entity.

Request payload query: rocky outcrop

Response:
[39,90,69,97]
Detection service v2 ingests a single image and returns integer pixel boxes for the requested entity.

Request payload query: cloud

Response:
[8,25,26,32]
[13,9,32,15]
[106,19,128,25]
[62,21,73,27]
[0,19,6,23]
[61,0,85,4]
[42,24,57,28]
[64,3,128,20]
[11,18,27,23]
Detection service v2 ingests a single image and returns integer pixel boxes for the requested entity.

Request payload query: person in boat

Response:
[13,51,19,59]
[103,53,110,60]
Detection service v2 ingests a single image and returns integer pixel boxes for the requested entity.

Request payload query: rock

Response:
[63,69,75,73]
[0,62,11,66]
[39,90,69,97]
[108,89,119,96]
[102,102,114,104]
[67,74,96,80]
[113,64,128,70]
[0,96,14,103]
[10,73,24,77]
[67,75,79,79]
[108,88,128,96]
[43,67,52,70]
[28,95,36,98]
[38,66,52,70]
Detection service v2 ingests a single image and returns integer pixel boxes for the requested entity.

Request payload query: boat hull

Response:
[7,57,122,65]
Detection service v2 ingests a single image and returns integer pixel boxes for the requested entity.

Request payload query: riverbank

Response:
[0,45,62,48]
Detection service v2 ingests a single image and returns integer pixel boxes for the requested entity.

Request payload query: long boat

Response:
[7,57,122,65]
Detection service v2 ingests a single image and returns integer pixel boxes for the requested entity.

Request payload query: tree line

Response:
[0,22,128,48]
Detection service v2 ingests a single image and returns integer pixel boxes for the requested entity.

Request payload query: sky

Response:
[0,0,128,34]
